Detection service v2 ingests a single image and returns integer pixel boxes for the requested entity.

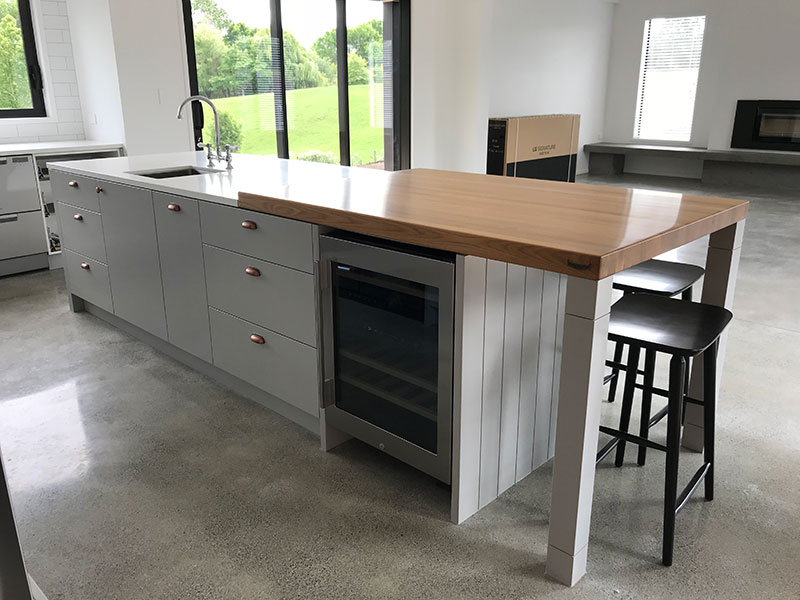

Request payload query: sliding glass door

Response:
[182,0,409,170]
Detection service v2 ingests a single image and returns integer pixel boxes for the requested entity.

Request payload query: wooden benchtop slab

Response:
[238,166,748,280]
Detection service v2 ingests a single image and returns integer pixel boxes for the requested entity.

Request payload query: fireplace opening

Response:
[732,100,800,151]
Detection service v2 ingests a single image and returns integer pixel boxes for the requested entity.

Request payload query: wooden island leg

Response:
[683,221,745,451]
[546,275,613,586]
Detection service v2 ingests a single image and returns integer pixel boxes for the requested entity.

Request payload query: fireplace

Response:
[731,100,800,151]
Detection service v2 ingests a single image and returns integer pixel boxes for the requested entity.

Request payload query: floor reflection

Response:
[0,380,89,491]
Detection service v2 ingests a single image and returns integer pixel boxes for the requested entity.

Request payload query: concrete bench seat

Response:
[585,142,800,187]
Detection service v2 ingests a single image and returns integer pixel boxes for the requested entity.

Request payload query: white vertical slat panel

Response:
[516,267,544,481]
[533,270,561,470]
[478,260,507,508]
[450,256,487,524]
[548,274,568,458]
[497,263,526,494]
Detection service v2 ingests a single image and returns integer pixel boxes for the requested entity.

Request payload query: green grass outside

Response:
[202,83,384,164]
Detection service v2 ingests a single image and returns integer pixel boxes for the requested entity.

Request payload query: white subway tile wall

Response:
[0,0,84,144]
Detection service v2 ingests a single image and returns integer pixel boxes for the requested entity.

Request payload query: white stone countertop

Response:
[47,151,362,208]
[0,140,123,158]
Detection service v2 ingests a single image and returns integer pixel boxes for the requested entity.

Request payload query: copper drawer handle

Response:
[95,186,103,194]
[73,214,83,221]
[241,220,257,230]
[68,180,78,188]
[245,267,261,277]
[250,334,265,345]
[167,203,181,212]
[80,262,90,270]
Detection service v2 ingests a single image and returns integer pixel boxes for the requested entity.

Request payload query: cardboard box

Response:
[486,114,580,182]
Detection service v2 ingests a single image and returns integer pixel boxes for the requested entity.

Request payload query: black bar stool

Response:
[606,259,705,403]
[596,293,732,566]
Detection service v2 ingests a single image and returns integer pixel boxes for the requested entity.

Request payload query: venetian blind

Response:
[634,16,706,142]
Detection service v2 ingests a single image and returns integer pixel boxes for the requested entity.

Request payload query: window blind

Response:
[634,16,706,142]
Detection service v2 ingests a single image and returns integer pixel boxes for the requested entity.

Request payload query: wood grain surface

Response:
[238,166,748,279]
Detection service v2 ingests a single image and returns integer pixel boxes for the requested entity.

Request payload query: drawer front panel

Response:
[153,193,212,363]
[209,308,320,417]
[204,245,317,347]
[0,155,39,214]
[0,211,47,260]
[58,202,106,262]
[63,250,113,313]
[199,202,313,273]
[50,170,101,213]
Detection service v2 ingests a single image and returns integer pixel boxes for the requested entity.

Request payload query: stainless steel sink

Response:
[128,166,225,179]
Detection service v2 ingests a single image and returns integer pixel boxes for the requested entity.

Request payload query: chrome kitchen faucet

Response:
[176,95,239,169]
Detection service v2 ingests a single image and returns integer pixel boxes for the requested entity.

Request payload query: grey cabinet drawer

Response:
[199,202,313,273]
[204,245,317,347]
[0,155,39,214]
[154,193,212,362]
[100,182,167,340]
[0,211,46,261]
[63,250,113,313]
[209,308,320,417]
[58,202,106,262]
[50,170,101,213]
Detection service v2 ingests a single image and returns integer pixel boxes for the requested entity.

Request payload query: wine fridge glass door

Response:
[332,263,440,452]
[321,235,454,483]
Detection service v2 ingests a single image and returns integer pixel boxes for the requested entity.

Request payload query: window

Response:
[634,15,706,142]
[182,0,410,170]
[0,0,45,118]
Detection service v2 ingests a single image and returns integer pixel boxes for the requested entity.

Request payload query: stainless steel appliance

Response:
[0,155,47,276]
[320,232,455,483]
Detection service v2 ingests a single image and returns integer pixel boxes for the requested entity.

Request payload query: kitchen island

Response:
[49,151,747,587]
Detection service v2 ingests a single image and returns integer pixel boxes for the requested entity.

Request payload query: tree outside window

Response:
[0,0,33,110]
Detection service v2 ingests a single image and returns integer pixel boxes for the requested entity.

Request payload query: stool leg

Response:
[615,344,641,467]
[663,354,686,567]
[637,349,657,466]
[704,341,718,501]
[607,340,624,403]
[680,286,693,408]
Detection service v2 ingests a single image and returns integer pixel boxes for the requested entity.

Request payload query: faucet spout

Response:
[177,95,222,160]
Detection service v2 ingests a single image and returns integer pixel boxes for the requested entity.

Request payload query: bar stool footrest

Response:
[598,426,668,453]
[675,463,712,514]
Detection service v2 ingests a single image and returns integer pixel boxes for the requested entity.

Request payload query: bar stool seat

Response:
[606,259,706,404]
[609,293,732,355]
[613,259,706,297]
[597,293,733,567]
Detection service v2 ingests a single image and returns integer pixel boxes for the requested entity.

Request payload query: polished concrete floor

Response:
[0,174,798,599]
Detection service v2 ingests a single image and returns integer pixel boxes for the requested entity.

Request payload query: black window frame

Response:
[181,0,410,170]
[0,0,46,119]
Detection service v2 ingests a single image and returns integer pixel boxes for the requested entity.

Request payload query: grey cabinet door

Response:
[0,155,39,213]
[203,245,317,347]
[153,193,212,362]
[63,250,113,313]
[199,201,314,273]
[57,202,107,262]
[100,183,167,339]
[209,308,320,416]
[50,170,101,213]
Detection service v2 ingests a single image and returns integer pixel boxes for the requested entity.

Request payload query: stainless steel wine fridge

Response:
[320,232,455,483]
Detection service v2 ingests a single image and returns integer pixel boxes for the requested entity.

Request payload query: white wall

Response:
[488,0,615,174]
[411,0,493,173]
[66,0,124,143]
[67,0,193,154]
[0,0,85,144]
[604,0,800,150]
[107,0,193,155]
[411,0,615,175]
